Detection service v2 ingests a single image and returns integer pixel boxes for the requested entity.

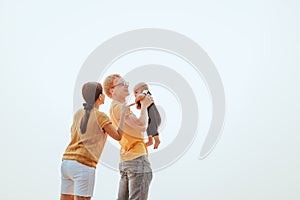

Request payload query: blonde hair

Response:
[133,82,149,93]
[103,74,121,98]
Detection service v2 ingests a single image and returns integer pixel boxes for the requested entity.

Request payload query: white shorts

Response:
[61,160,95,197]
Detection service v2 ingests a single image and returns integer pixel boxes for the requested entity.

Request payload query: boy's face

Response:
[112,77,130,98]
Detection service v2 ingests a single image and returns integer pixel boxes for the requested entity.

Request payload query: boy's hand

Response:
[140,94,153,108]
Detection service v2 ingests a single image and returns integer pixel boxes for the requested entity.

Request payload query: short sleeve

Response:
[97,112,112,129]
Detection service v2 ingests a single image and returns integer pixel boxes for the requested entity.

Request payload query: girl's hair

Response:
[80,82,103,134]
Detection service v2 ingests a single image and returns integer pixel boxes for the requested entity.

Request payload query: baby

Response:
[134,82,161,149]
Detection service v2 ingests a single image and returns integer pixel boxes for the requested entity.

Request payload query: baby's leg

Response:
[153,135,161,149]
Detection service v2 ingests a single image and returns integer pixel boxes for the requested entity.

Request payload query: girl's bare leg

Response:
[61,194,74,200]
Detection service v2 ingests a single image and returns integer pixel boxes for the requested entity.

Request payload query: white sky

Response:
[1,0,300,199]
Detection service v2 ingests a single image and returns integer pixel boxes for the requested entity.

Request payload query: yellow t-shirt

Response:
[110,100,148,162]
[62,108,111,168]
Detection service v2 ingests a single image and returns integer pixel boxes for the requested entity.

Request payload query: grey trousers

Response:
[117,155,153,200]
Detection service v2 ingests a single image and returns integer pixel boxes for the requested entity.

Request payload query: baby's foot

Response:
[153,136,161,149]
[146,136,153,147]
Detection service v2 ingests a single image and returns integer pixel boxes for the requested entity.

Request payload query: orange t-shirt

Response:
[62,108,111,168]
[110,100,148,162]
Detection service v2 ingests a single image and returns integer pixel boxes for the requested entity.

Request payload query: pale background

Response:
[1,0,299,199]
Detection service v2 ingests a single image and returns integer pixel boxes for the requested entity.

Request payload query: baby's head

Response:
[133,82,149,97]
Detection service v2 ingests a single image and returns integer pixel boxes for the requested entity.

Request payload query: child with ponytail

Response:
[60,82,127,200]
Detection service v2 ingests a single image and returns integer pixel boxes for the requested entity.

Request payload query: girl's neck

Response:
[94,101,100,109]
